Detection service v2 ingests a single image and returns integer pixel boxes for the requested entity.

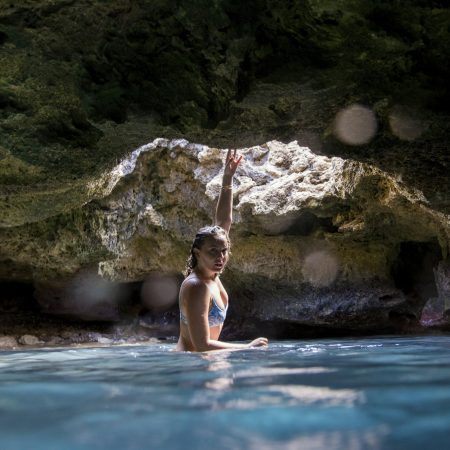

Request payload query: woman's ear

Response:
[193,248,200,257]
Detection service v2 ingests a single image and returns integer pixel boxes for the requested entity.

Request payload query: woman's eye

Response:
[209,248,227,255]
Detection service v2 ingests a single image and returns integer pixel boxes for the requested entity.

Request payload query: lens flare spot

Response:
[68,272,128,321]
[302,251,339,287]
[389,108,425,141]
[334,104,377,146]
[140,273,179,311]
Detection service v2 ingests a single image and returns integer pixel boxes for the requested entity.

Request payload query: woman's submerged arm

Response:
[215,149,242,234]
[184,281,267,352]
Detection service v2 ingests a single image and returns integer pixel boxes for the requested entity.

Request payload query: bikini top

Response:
[179,282,228,327]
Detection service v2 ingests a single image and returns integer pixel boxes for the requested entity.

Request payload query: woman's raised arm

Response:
[214,149,242,234]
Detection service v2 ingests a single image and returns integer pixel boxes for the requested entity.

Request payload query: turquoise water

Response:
[1,336,449,450]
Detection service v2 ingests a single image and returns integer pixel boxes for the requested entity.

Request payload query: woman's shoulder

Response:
[181,275,209,297]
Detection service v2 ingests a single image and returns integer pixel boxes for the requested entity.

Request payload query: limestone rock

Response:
[420,260,450,328]
[1,0,449,228]
[18,335,41,346]
[420,297,445,328]
[0,335,18,348]
[1,1,449,337]
[96,336,113,345]
[435,260,450,312]
[1,137,450,334]
[46,336,64,346]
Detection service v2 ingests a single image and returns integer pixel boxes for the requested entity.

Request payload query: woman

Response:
[176,149,269,352]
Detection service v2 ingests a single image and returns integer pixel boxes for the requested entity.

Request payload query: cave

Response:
[0,275,185,345]
[286,211,338,236]
[0,281,112,339]
[391,240,442,302]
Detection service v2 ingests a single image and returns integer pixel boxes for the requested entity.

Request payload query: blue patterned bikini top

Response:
[179,283,228,327]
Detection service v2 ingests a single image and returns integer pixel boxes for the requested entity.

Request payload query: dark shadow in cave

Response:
[0,276,182,341]
[391,240,442,302]
[0,281,112,335]
[258,211,339,237]
[283,211,339,236]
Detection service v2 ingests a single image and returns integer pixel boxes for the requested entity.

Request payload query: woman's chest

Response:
[208,281,228,309]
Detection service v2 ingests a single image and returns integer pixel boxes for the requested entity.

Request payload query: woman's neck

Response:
[193,267,218,281]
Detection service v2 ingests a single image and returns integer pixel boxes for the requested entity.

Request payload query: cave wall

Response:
[1,1,450,339]
[2,138,449,338]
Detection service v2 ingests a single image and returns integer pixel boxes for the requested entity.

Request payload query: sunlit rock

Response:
[1,0,449,338]
[2,138,450,334]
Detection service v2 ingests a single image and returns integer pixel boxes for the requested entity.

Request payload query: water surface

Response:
[1,336,449,449]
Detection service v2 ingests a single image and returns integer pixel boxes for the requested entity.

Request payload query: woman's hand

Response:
[223,149,243,180]
[216,149,242,233]
[247,337,269,348]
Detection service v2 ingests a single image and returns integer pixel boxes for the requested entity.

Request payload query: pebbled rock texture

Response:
[2,138,449,337]
[1,1,450,340]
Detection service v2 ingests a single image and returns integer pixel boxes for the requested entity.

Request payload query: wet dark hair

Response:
[184,225,231,277]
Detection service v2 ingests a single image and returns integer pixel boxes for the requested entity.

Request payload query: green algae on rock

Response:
[1,139,449,336]
[1,1,450,338]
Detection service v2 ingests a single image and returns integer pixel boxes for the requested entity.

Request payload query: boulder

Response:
[435,260,450,312]
[420,260,450,328]
[18,335,41,346]
[420,297,445,328]
[0,335,18,348]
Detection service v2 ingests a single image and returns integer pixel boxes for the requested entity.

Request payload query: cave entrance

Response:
[284,211,338,236]
[391,240,442,301]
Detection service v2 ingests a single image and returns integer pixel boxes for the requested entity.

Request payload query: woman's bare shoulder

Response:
[181,276,209,299]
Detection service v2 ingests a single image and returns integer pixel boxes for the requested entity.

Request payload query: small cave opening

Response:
[0,281,39,316]
[0,31,8,45]
[284,211,339,236]
[391,240,442,302]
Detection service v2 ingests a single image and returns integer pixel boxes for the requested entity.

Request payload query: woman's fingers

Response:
[226,149,241,163]
[224,149,243,176]
[249,337,269,347]
[230,153,242,166]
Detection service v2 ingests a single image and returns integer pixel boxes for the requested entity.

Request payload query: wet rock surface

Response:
[0,282,178,349]
[1,138,450,341]
[420,260,450,329]
[1,1,449,225]
[1,1,450,341]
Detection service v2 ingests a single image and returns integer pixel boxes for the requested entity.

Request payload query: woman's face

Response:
[195,236,230,273]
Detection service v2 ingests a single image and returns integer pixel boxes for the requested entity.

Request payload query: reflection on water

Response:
[1,336,450,450]
[202,352,234,390]
[266,385,363,406]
